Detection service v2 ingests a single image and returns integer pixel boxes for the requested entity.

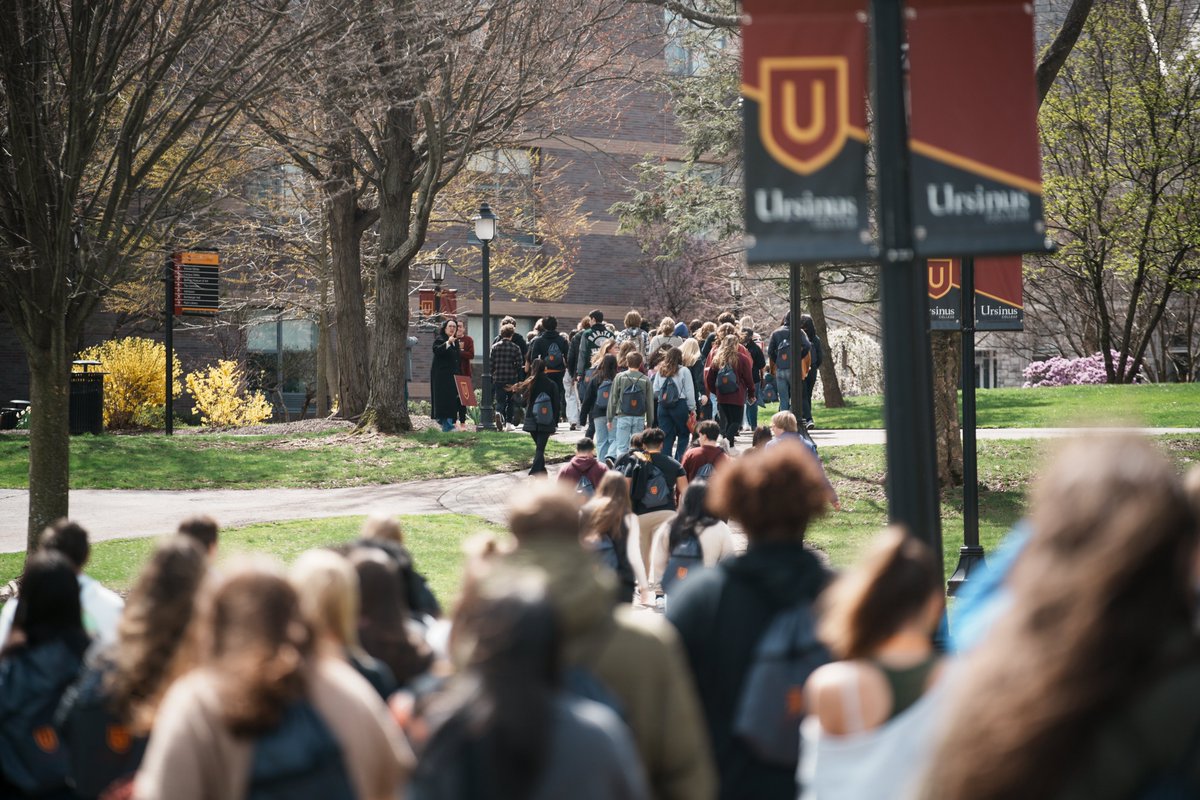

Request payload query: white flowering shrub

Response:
[814,328,883,397]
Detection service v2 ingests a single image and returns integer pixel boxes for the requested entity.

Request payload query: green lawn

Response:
[0,429,574,490]
[0,514,504,606]
[762,383,1200,430]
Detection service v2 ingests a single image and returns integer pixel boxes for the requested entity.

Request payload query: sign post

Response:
[166,250,220,435]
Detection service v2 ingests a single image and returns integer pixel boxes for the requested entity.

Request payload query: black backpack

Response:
[776,336,791,370]
[662,535,704,594]
[576,473,596,497]
[57,660,147,798]
[715,363,739,396]
[546,341,565,371]
[732,601,831,768]
[658,376,682,406]
[619,381,643,416]
[248,701,356,800]
[637,460,673,510]
[809,334,823,370]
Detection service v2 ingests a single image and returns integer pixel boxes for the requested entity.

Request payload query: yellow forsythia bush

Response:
[76,338,181,429]
[185,360,274,427]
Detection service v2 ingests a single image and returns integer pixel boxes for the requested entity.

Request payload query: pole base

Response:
[946,545,986,597]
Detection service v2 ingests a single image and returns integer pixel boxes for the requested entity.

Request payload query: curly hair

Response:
[708,440,829,542]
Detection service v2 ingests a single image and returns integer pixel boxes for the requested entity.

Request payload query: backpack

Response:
[248,701,356,800]
[658,375,682,407]
[57,661,147,798]
[637,460,673,510]
[662,535,704,594]
[732,602,831,768]
[809,334,823,370]
[576,473,596,497]
[527,391,555,431]
[0,643,83,795]
[545,341,565,371]
[760,374,779,404]
[715,363,739,396]
[776,336,792,371]
[618,328,646,353]
[696,462,715,480]
[619,381,643,416]
[595,379,613,411]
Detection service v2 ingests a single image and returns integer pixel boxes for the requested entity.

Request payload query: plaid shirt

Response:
[491,338,525,389]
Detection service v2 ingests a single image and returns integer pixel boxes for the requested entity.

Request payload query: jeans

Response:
[659,402,690,462]
[802,369,817,423]
[746,394,759,430]
[530,429,552,474]
[440,418,456,432]
[777,369,791,412]
[718,403,743,447]
[594,414,615,461]
[611,415,644,459]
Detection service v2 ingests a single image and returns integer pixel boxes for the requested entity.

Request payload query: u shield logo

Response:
[928,258,957,299]
[754,57,851,175]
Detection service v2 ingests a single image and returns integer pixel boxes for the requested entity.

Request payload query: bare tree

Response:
[0,0,314,549]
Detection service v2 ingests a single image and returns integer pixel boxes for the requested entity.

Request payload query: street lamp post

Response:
[473,203,498,431]
[728,269,744,319]
[428,257,449,319]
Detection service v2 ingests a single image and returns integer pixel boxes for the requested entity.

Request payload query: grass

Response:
[760,383,1200,430]
[0,429,574,490]
[0,514,504,606]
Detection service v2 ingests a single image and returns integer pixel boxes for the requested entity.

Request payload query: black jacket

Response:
[766,325,810,371]
[743,333,766,384]
[528,330,572,375]
[525,374,562,420]
[667,542,830,800]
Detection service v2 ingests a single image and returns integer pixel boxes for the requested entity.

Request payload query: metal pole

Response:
[789,262,803,412]
[948,255,985,594]
[165,254,174,436]
[870,0,943,572]
[433,279,442,319]
[479,240,495,430]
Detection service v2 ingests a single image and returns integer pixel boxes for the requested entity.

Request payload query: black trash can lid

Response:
[72,359,102,369]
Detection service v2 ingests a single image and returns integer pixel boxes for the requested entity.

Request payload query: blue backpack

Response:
[530,392,555,430]
[248,701,355,800]
[776,336,791,370]
[716,364,739,396]
[695,462,715,480]
[638,461,672,510]
[595,379,613,411]
[619,382,643,416]
[546,341,565,371]
[760,375,779,404]
[732,601,831,768]
[662,535,704,594]
[576,473,596,497]
[658,376,682,406]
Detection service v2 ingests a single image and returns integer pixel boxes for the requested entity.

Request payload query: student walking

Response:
[648,481,737,602]
[680,420,730,482]
[767,312,810,415]
[800,528,946,800]
[705,334,755,449]
[651,347,695,462]
[581,472,651,605]
[557,438,608,498]
[606,351,654,459]
[680,338,710,439]
[528,316,572,423]
[799,315,822,430]
[580,354,620,463]
[616,310,650,354]
[740,318,766,432]
[491,324,525,430]
[513,358,561,475]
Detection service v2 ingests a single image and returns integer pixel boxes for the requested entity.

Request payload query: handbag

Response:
[686,411,697,434]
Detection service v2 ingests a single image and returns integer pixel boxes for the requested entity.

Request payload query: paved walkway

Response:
[3,426,1197,552]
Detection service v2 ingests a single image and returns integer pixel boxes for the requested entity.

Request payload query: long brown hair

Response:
[817,526,941,660]
[713,334,740,369]
[581,472,632,548]
[657,346,682,378]
[923,436,1200,800]
[107,536,208,733]
[510,358,546,397]
[204,564,314,735]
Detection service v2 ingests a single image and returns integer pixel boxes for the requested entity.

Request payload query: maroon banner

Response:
[454,374,476,407]
[907,1,1046,257]
[418,288,456,317]
[741,0,872,263]
[927,256,1024,331]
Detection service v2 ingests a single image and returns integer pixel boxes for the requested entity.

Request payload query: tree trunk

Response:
[25,332,71,551]
[316,277,331,418]
[365,264,413,433]
[324,147,371,419]
[932,331,964,489]
[801,263,846,408]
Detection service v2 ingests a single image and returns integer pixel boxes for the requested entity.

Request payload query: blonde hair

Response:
[771,410,798,432]
[590,339,616,369]
[657,317,676,336]
[714,334,740,368]
[739,316,755,331]
[680,337,702,366]
[361,515,404,544]
[697,322,716,341]
[624,310,642,329]
[289,549,361,652]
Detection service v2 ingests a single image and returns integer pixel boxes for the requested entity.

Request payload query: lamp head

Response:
[429,257,449,283]
[473,203,498,243]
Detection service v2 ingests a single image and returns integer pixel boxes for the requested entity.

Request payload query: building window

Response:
[246,311,318,414]
[975,349,999,389]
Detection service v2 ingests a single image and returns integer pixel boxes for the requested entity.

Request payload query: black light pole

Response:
[948,255,985,594]
[429,257,448,320]
[870,0,944,573]
[473,203,498,431]
[729,269,744,319]
[164,253,175,436]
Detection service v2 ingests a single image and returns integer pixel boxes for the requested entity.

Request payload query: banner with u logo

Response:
[742,0,872,264]
[927,256,1025,331]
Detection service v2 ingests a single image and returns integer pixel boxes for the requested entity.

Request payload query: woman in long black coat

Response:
[431,319,463,432]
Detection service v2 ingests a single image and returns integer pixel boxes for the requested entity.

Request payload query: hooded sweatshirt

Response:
[557,454,608,493]
[504,541,717,800]
[667,542,831,800]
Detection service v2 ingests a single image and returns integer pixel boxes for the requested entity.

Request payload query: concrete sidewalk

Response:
[3,425,1197,552]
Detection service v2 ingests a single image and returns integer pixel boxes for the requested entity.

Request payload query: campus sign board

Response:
[928,256,1025,331]
[907,0,1047,257]
[741,0,873,264]
[173,250,219,316]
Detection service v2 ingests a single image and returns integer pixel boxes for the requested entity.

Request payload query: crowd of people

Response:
[429,308,825,448]
[5,343,1200,798]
